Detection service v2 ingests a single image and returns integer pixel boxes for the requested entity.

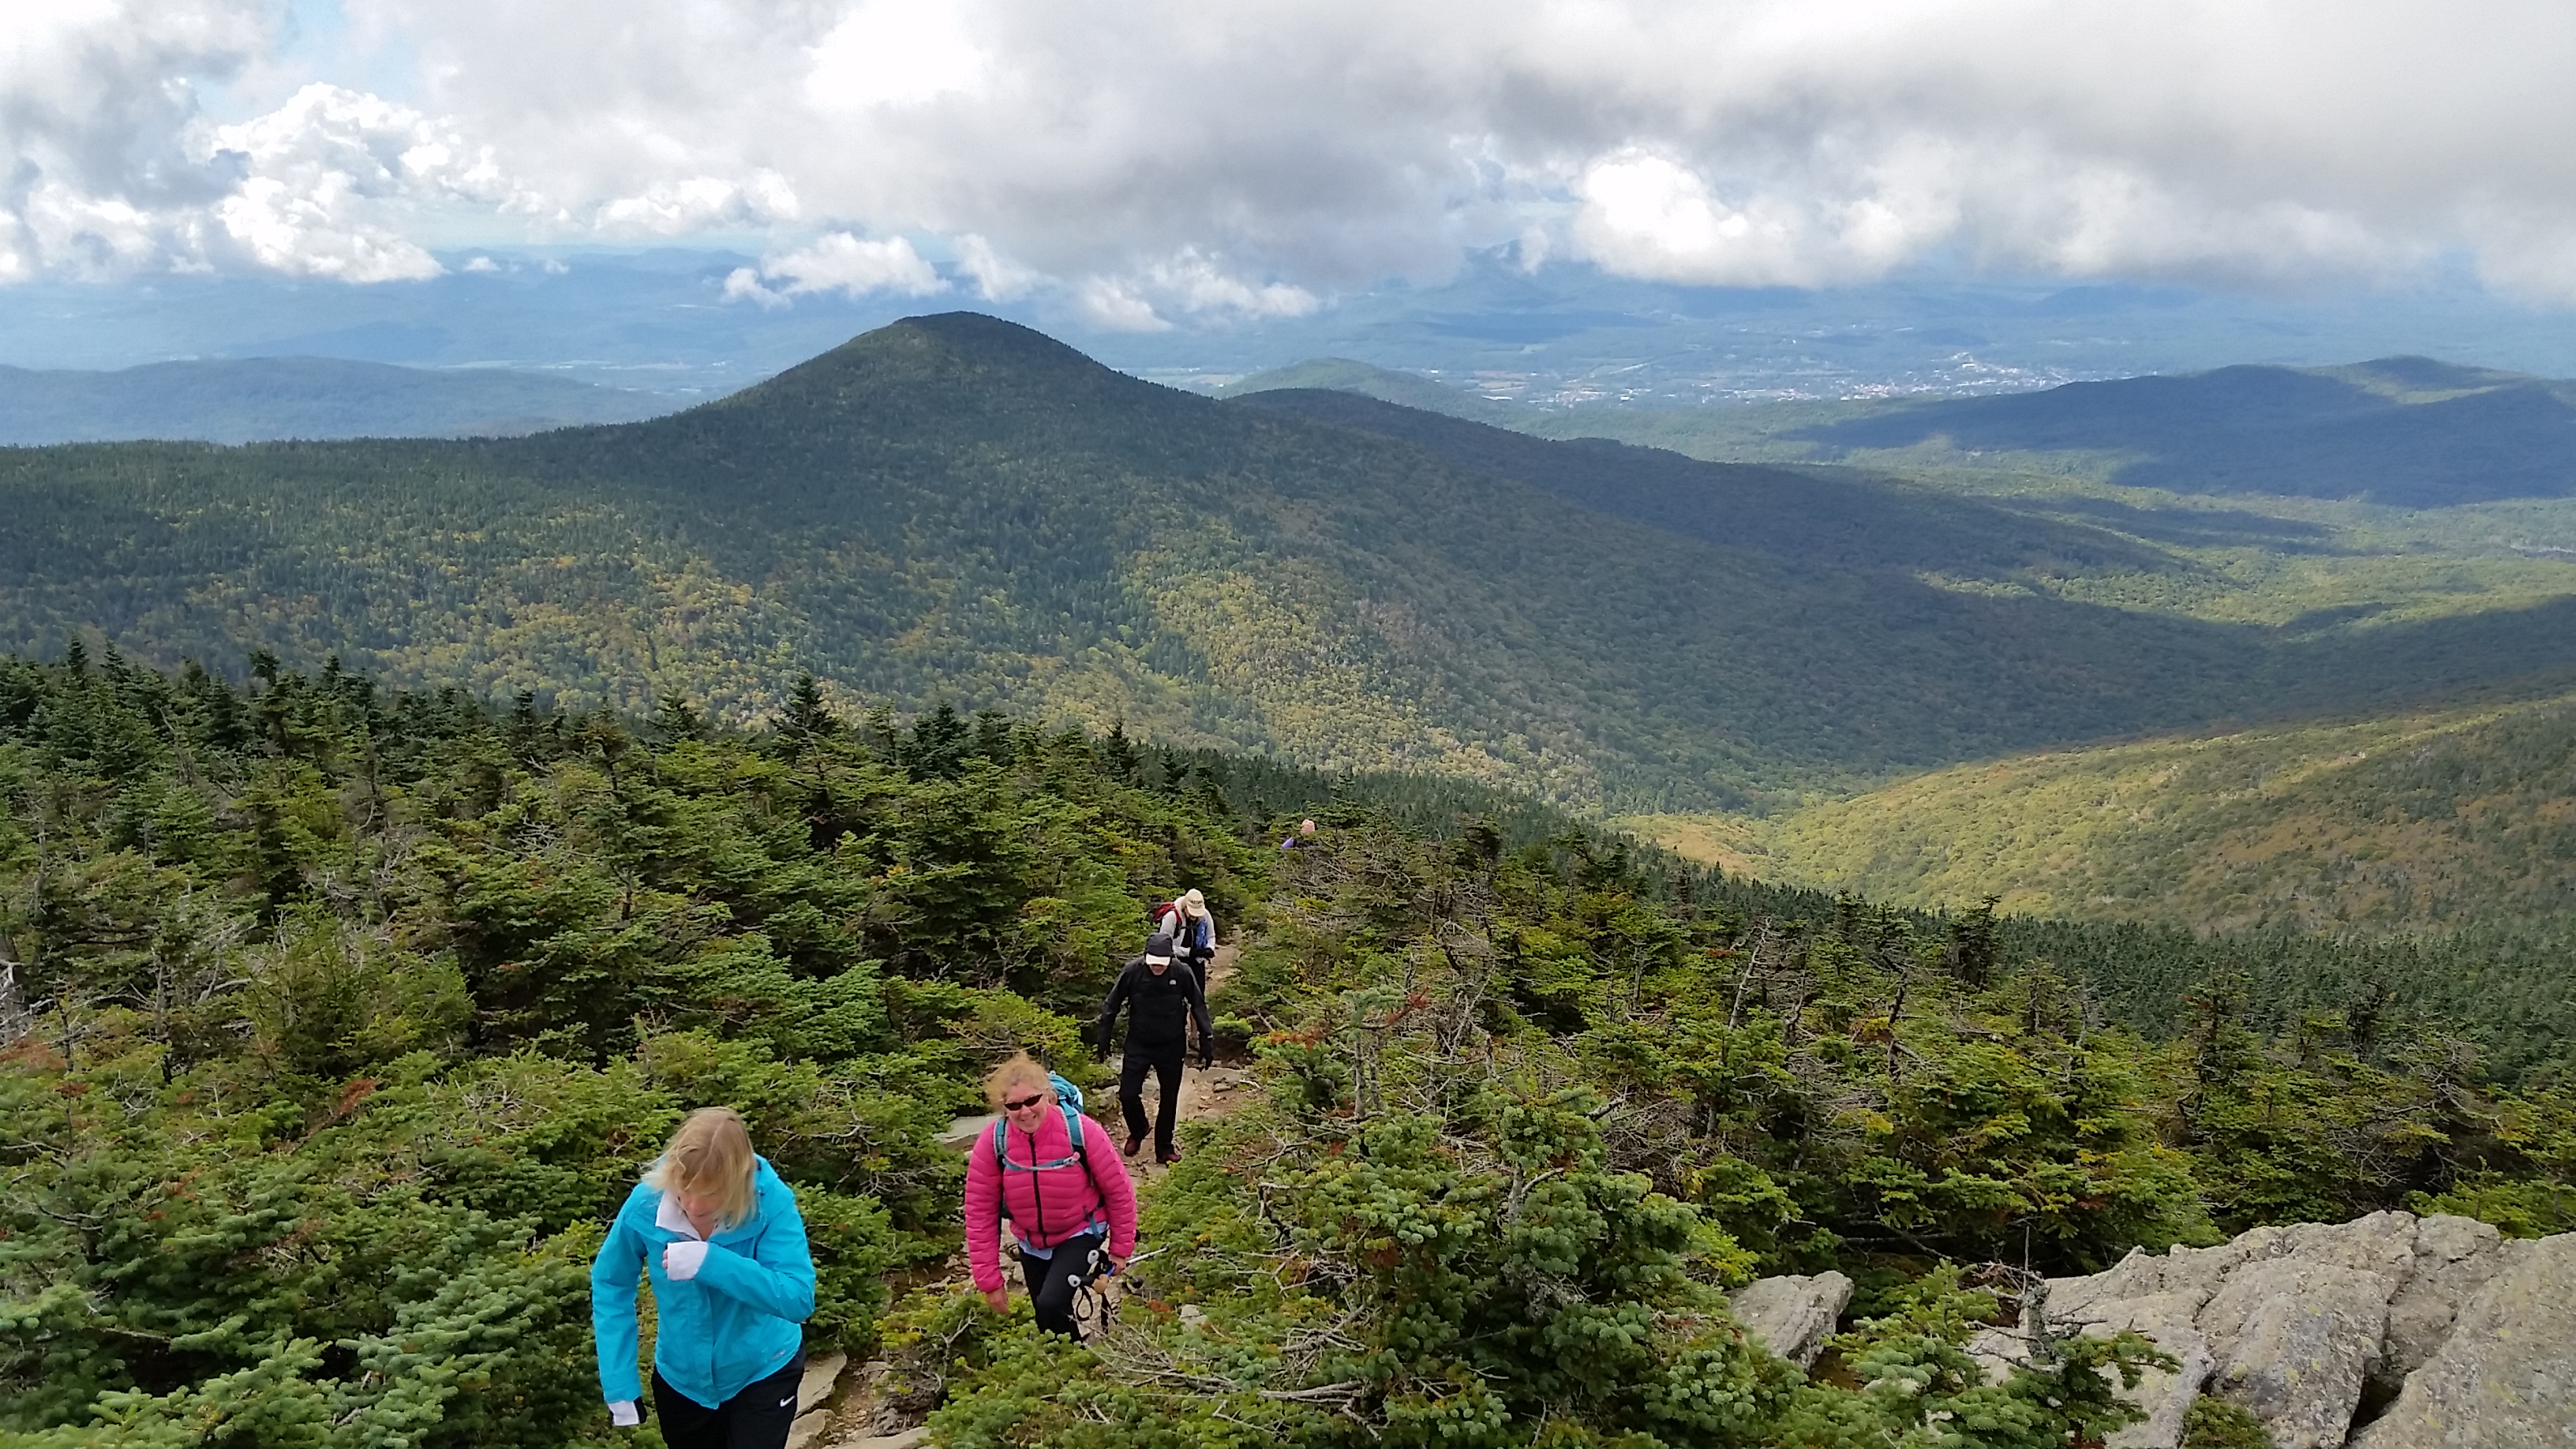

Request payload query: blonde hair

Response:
[983,1052,1056,1111]
[644,1106,760,1230]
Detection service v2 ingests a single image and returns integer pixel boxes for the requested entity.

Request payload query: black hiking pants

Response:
[1021,1226,1109,1339]
[651,1354,803,1449]
[1118,1037,1187,1157]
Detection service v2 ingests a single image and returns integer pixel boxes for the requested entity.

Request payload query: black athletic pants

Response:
[1118,1036,1187,1157]
[1021,1226,1109,1339]
[651,1354,803,1449]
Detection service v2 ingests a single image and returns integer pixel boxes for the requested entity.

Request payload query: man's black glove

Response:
[1198,1051,1213,1070]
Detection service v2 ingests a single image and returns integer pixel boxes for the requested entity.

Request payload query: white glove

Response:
[663,1241,709,1281]
[608,1401,640,1428]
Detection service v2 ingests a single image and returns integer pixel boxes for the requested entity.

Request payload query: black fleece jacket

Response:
[1096,957,1213,1054]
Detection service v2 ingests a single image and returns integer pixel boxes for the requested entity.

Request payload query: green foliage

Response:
[919,806,2460,1448]
[4,649,2570,1447]
[2180,1394,2278,1449]
[1698,687,2576,942]
[0,650,1265,1440]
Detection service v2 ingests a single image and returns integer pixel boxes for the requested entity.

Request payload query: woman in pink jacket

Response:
[963,1053,1138,1338]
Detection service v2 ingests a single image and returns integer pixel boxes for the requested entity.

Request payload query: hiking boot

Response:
[1123,1133,1144,1157]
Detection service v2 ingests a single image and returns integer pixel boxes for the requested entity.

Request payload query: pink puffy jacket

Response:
[962,1108,1137,1296]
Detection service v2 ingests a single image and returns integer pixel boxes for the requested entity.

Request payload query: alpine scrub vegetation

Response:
[2,650,2567,1446]
[0,648,1255,1446]
[914,822,2575,1447]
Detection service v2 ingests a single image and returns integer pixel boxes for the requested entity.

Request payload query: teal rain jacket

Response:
[590,1155,817,1410]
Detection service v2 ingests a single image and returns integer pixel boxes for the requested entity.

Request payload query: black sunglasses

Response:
[1003,1093,1048,1111]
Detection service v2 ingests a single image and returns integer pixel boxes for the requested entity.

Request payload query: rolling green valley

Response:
[1238,351,2576,942]
[12,316,2576,820]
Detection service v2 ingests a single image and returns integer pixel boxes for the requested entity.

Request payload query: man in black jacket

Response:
[1095,932,1213,1165]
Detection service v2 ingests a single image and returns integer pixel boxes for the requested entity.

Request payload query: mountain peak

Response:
[715,311,1130,409]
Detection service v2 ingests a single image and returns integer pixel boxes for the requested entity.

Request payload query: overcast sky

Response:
[9,0,2576,335]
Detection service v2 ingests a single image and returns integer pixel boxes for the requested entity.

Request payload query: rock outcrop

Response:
[1728,1270,1854,1370]
[2198,1257,2393,1449]
[1972,1211,2571,1449]
[2349,1232,2576,1449]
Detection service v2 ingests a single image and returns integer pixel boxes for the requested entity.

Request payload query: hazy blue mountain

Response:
[1790,358,2576,505]
[0,357,686,444]
[15,246,2576,406]
[1219,358,1518,421]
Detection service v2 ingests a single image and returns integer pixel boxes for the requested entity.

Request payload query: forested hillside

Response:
[0,358,680,444]
[1275,354,2576,506]
[11,314,2576,818]
[5,652,2570,1447]
[1636,687,2576,938]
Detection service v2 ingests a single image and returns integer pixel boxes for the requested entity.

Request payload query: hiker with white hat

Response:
[1094,932,1212,1165]
[1154,887,1218,981]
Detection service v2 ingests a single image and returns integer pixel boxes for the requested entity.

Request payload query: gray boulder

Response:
[2018,1269,2220,1449]
[1960,1292,2210,1449]
[2382,1215,2509,1382]
[2200,1257,2398,1449]
[1966,1326,2027,1386]
[1728,1271,1853,1370]
[2084,1307,2216,1449]
[2256,1212,2424,1284]
[2046,1237,2259,1327]
[2350,1234,2576,1449]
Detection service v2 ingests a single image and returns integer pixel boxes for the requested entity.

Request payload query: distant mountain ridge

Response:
[1791,357,2576,505]
[9,314,2576,814]
[1219,358,1515,422]
[1238,350,2576,507]
[0,357,683,444]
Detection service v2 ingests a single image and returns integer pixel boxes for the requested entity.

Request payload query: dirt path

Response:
[1178,942,1253,1121]
[936,942,1256,1158]
[1125,942,1256,1178]
[835,946,1258,1444]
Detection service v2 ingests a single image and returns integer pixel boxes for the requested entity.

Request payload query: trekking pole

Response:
[1072,1248,1118,1341]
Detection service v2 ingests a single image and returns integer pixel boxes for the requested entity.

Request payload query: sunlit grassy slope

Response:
[1631,688,2576,934]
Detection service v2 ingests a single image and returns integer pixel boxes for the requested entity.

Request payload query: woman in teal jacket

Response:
[591,1106,818,1447]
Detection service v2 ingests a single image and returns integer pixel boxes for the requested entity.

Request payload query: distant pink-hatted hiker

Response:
[961,1053,1138,1339]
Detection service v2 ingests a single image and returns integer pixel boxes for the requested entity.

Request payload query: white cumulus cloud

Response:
[13,0,2576,307]
[197,83,530,280]
[724,230,947,305]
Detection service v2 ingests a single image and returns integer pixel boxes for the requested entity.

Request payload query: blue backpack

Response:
[989,1073,1103,1234]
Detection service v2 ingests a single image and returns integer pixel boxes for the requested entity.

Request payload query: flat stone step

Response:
[938,1113,997,1150]
[798,1351,847,1413]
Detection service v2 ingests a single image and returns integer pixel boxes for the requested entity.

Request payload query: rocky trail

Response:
[791,945,1253,1447]
[780,938,2576,1449]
